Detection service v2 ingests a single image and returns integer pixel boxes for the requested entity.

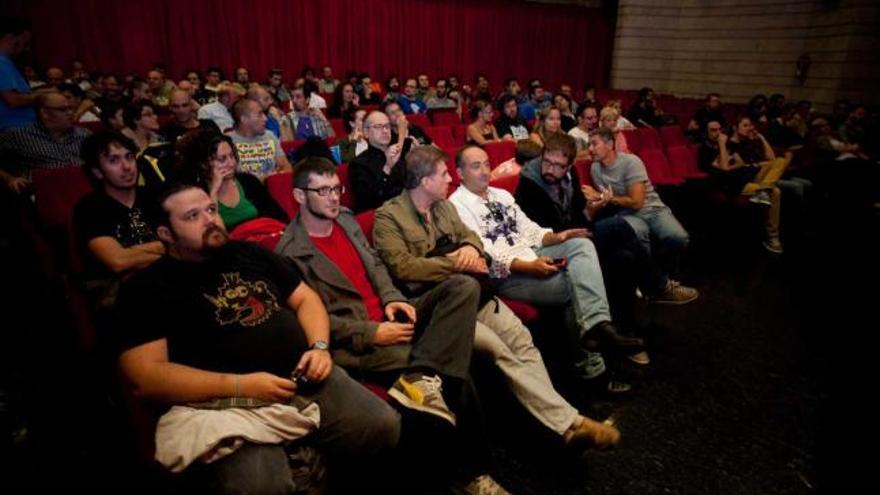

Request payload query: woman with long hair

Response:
[530,106,563,147]
[177,130,287,230]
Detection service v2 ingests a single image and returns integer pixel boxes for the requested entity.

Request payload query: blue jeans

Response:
[621,206,689,278]
[495,237,610,379]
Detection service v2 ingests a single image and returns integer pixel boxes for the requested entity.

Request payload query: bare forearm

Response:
[295,291,330,345]
[124,360,235,403]
[96,241,164,274]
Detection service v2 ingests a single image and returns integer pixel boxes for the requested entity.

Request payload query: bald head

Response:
[37,91,73,132]
[363,111,391,148]
[46,67,64,86]
[246,85,273,111]
[169,89,195,123]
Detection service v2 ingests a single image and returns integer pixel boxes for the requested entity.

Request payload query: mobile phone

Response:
[291,369,309,385]
[552,257,567,267]
[393,310,411,323]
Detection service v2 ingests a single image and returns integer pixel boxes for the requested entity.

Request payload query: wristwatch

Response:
[310,340,329,351]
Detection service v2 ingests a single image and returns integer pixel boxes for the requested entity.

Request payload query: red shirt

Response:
[310,223,385,322]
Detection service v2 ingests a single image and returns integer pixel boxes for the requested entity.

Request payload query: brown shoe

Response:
[563,415,621,450]
[648,280,698,305]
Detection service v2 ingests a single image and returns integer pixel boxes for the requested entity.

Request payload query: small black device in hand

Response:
[393,310,411,323]
[291,369,309,385]
[552,257,567,267]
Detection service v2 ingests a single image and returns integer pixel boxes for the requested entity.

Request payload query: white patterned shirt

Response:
[449,185,550,279]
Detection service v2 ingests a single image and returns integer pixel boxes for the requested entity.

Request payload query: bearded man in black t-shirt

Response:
[116,183,400,492]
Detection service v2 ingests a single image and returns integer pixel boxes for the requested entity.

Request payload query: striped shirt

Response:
[0,123,91,177]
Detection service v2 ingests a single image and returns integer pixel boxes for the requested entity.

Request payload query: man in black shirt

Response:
[495,94,530,141]
[73,131,163,300]
[349,111,412,212]
[161,89,219,144]
[385,100,432,146]
[687,93,726,141]
[117,183,400,491]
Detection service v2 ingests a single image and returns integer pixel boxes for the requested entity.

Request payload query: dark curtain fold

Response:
[6,0,613,91]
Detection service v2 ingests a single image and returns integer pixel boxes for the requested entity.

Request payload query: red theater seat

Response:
[265,172,298,219]
[425,126,456,149]
[484,141,516,168]
[637,149,684,186]
[429,108,461,126]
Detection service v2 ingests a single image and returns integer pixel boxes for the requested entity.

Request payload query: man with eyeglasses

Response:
[276,156,478,431]
[349,111,413,212]
[449,144,645,395]
[0,91,90,193]
[515,134,697,360]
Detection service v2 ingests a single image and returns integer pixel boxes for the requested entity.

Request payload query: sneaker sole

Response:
[387,387,457,426]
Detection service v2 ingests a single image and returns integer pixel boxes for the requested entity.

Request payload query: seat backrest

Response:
[336,162,354,208]
[265,172,298,220]
[444,148,461,187]
[664,145,695,179]
[425,126,456,149]
[407,113,431,129]
[620,129,641,154]
[355,209,376,245]
[637,149,674,183]
[484,141,517,169]
[659,125,686,148]
[636,126,661,150]
[429,108,461,127]
[452,125,469,146]
[573,159,594,187]
[328,118,346,139]
[489,173,520,195]
[31,165,94,227]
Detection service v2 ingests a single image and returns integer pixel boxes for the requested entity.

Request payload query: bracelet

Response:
[233,374,241,397]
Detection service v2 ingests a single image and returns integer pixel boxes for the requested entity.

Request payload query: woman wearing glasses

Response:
[178,130,287,230]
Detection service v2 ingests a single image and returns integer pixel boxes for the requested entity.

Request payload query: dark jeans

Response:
[593,215,668,297]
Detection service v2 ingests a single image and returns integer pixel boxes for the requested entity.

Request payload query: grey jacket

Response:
[274,209,410,373]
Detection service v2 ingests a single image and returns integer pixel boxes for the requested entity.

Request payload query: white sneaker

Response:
[455,474,511,495]
[749,190,771,205]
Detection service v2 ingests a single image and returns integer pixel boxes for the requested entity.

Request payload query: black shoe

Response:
[582,321,645,353]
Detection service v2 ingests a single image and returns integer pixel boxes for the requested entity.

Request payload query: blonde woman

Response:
[605,99,636,130]
[530,106,563,147]
[600,106,630,153]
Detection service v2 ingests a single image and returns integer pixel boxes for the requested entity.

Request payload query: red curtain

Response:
[6,0,614,92]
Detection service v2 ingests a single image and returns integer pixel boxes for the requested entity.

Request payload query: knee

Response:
[566,237,597,258]
[445,274,481,300]
[367,404,402,451]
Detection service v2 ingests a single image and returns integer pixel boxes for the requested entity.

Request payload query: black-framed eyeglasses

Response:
[299,185,345,197]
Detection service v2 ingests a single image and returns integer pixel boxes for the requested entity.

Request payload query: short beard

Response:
[542,173,559,185]
[202,223,229,251]
[307,201,337,221]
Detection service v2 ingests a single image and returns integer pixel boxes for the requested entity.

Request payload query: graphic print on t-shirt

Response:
[116,207,157,247]
[235,139,277,178]
[203,272,281,327]
[481,201,520,246]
